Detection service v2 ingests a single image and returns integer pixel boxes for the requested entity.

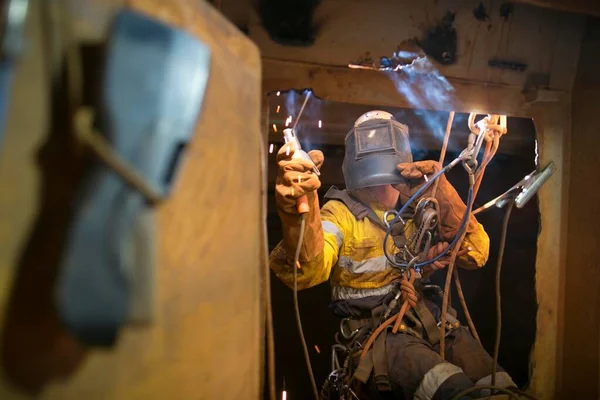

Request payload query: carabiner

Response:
[384,209,403,228]
[340,318,361,340]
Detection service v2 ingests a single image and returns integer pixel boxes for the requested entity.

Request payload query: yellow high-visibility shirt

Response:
[270,199,489,301]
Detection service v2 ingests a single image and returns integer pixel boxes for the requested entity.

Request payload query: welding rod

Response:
[292,90,312,131]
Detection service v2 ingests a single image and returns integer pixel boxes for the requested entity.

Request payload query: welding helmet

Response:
[342,110,412,191]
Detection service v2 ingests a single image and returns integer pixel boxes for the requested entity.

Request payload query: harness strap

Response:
[413,299,442,346]
[353,349,374,384]
[351,305,393,390]
[324,186,388,230]
[372,328,391,392]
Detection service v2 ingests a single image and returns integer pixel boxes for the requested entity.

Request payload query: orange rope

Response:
[359,314,398,363]
[392,271,417,333]
[453,269,481,343]
[359,270,417,362]
[440,132,501,358]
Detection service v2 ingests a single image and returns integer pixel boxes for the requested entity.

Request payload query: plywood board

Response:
[36,1,264,399]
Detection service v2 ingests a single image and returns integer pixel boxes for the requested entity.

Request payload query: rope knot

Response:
[400,275,417,308]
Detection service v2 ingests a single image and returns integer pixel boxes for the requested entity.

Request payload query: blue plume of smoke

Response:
[285,90,297,119]
[386,57,456,154]
[285,89,318,151]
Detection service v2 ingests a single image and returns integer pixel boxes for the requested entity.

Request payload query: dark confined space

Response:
[259,0,321,46]
[264,114,538,399]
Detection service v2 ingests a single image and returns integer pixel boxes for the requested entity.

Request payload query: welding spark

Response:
[276,91,281,96]
[285,116,292,127]
[318,120,322,128]
[423,174,429,182]
[272,124,277,133]
[534,139,539,166]
[282,391,287,400]
[269,143,274,154]
[314,345,321,354]
[276,105,280,113]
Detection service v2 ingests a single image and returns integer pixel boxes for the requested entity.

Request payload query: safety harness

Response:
[323,186,461,394]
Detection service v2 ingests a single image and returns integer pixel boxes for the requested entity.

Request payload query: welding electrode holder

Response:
[283,128,321,214]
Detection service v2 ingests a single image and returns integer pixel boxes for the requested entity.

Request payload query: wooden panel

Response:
[513,0,600,17]
[35,1,263,399]
[558,24,600,398]
[251,0,585,91]
[526,102,570,400]
[263,58,534,116]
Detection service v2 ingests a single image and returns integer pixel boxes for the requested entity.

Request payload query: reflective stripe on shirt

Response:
[332,282,396,301]
[338,255,389,274]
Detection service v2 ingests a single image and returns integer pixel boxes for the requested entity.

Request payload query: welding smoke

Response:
[284,89,318,151]
[387,56,455,149]
[285,90,297,118]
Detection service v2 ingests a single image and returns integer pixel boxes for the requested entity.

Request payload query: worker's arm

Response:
[270,200,346,290]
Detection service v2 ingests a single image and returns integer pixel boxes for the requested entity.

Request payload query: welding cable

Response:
[439,138,493,340]
[492,198,515,388]
[293,213,320,400]
[382,157,462,268]
[439,174,475,359]
[448,139,498,347]
[434,112,482,344]
[450,140,494,345]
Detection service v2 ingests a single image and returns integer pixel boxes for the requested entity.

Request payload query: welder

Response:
[269,111,516,399]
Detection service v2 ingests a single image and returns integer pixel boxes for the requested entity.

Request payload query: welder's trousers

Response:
[382,326,515,400]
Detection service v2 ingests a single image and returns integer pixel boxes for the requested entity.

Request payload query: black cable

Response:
[294,213,319,399]
[382,160,470,269]
[492,199,514,388]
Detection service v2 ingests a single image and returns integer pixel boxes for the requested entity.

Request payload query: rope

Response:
[392,270,417,333]
[432,111,454,198]
[452,268,481,343]
[359,314,398,363]
[440,114,506,358]
[359,269,416,362]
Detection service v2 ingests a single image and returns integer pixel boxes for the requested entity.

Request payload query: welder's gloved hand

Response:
[421,242,470,279]
[275,142,324,214]
[394,160,478,242]
[275,142,325,263]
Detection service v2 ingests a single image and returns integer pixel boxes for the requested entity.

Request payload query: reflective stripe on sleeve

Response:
[474,372,516,388]
[413,363,465,400]
[322,220,343,249]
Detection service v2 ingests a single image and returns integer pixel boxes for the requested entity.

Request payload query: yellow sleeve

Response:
[457,221,490,269]
[269,200,349,290]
